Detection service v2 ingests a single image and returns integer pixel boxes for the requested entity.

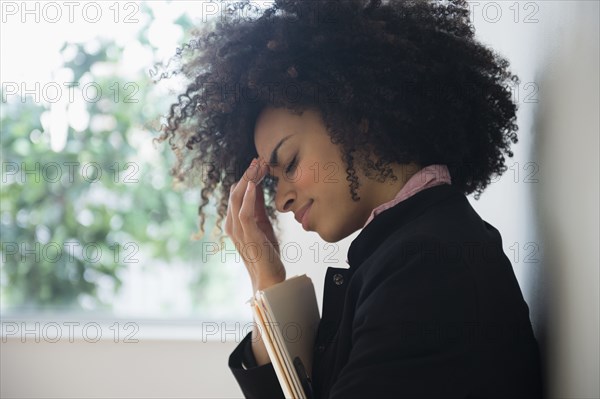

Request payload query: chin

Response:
[318,225,354,243]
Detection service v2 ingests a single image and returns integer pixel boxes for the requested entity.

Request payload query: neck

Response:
[372,161,421,206]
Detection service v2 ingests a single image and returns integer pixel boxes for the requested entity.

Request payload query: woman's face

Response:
[254,106,415,243]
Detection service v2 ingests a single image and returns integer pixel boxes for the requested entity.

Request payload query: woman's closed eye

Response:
[285,155,298,174]
[264,155,298,185]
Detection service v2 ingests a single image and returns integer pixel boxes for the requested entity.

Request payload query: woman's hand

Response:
[224,157,286,293]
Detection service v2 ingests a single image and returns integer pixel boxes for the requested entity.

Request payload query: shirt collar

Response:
[361,164,452,229]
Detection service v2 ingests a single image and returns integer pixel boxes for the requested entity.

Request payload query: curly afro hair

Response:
[156,0,521,241]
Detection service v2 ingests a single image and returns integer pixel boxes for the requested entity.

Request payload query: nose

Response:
[273,175,296,213]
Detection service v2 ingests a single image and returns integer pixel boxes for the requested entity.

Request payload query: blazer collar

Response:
[347,184,462,268]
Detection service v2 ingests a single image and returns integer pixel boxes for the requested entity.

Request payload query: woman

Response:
[158,0,543,397]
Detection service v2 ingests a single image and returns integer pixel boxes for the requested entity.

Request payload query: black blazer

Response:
[229,184,543,398]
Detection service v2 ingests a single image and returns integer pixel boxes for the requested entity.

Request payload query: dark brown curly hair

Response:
[155,0,520,241]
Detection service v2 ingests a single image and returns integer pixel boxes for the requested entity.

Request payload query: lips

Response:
[294,200,313,226]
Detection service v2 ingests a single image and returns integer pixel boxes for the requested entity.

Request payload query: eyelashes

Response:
[265,154,298,184]
[285,155,298,174]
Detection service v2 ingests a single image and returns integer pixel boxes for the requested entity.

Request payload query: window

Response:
[1,2,261,333]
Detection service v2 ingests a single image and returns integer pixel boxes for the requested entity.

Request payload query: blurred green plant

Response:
[0,10,224,312]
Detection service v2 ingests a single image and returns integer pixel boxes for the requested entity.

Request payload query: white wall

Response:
[2,1,598,398]
[527,2,600,398]
[1,337,243,398]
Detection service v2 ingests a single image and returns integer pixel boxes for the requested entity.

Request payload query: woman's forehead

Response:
[254,108,302,157]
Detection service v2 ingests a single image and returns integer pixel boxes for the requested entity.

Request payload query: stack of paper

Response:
[251,275,320,399]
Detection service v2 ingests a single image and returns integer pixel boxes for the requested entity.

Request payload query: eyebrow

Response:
[268,134,295,167]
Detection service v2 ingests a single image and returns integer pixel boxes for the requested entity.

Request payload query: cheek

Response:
[293,160,341,196]
[296,158,343,188]
[284,162,315,190]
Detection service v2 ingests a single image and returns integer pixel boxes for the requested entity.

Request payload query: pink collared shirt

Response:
[346,164,452,264]
[362,164,452,228]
